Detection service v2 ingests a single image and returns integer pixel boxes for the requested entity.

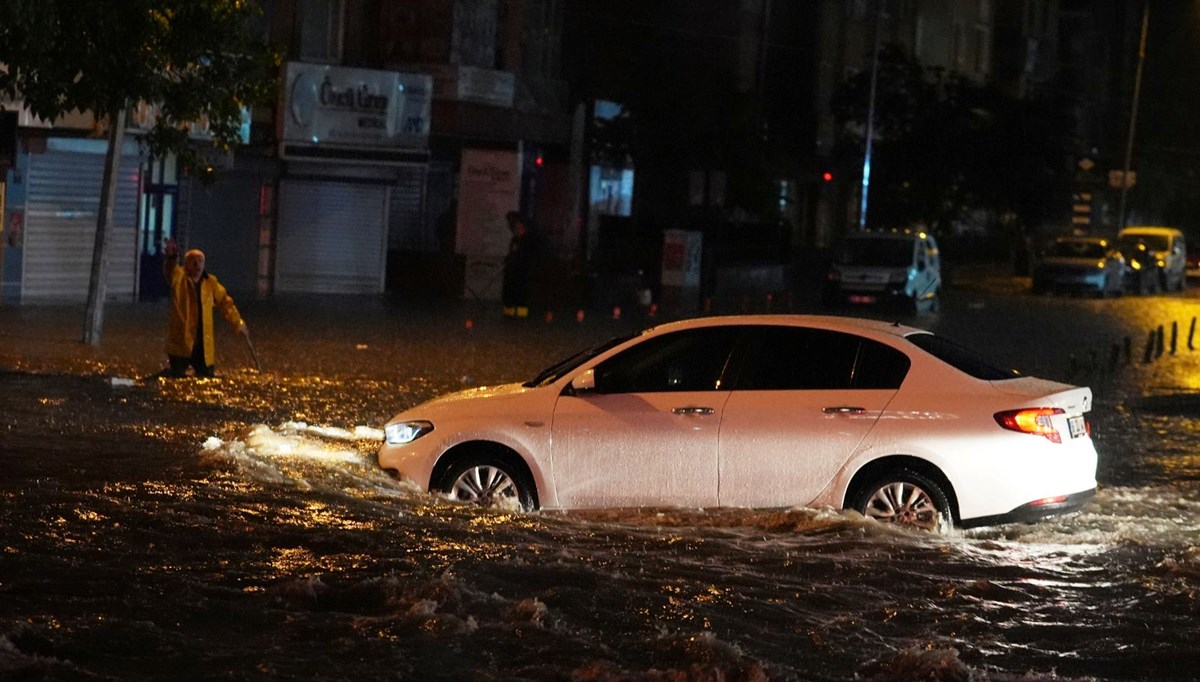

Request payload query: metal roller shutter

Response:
[276,180,388,294]
[23,145,140,302]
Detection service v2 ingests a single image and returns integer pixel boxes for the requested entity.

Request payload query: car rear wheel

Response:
[851,469,952,533]
[437,456,536,511]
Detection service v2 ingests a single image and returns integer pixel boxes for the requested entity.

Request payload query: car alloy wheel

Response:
[853,470,952,533]
[440,457,536,511]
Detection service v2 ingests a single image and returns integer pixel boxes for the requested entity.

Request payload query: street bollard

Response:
[1171,321,1178,355]
[1190,317,1196,351]
[1124,336,1133,365]
[1156,325,1165,358]
[1109,342,1121,373]
[1144,331,1155,364]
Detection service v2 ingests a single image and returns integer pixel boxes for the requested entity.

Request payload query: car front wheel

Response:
[851,469,952,533]
[437,456,537,511]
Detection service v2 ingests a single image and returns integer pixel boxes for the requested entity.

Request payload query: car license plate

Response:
[1067,415,1086,438]
[849,294,876,304]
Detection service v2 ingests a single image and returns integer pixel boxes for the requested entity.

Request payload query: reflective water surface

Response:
[2,290,1199,680]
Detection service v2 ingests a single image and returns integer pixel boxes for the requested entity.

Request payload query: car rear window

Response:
[904,332,1020,380]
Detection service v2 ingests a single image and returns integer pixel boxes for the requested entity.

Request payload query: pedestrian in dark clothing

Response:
[502,211,543,318]
[160,238,249,377]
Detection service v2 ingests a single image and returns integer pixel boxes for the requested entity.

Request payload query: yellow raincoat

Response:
[163,256,244,366]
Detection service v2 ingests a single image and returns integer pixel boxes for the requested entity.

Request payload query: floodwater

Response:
[2,288,1199,681]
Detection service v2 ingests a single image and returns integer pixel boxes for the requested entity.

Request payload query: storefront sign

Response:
[456,149,519,260]
[127,101,251,144]
[661,229,702,288]
[282,62,432,150]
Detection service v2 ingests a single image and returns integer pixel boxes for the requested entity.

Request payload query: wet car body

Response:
[1032,236,1125,296]
[379,315,1098,531]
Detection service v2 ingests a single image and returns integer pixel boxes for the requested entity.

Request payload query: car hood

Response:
[1038,256,1104,268]
[833,265,907,282]
[419,382,531,408]
[990,377,1092,413]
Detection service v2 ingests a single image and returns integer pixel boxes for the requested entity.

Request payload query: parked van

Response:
[1117,226,1187,292]
[823,230,941,313]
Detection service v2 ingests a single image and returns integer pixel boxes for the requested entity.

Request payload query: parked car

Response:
[823,230,941,313]
[1118,225,1187,292]
[1031,236,1125,296]
[1187,244,1200,281]
[1117,239,1161,295]
[378,315,1098,533]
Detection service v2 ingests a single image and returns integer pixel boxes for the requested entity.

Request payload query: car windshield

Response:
[1047,240,1107,259]
[904,332,1021,380]
[524,332,638,387]
[1124,234,1170,251]
[835,237,913,267]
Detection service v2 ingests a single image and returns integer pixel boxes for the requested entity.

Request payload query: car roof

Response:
[1119,226,1183,236]
[1055,235,1109,243]
[640,314,923,341]
[843,229,930,241]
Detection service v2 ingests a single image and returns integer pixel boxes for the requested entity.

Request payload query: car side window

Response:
[731,326,910,390]
[593,327,739,394]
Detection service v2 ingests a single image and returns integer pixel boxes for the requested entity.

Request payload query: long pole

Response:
[858,0,885,231]
[1118,1,1150,233]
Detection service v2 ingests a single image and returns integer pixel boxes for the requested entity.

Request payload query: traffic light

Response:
[822,171,833,182]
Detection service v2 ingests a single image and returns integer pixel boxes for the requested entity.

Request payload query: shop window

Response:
[298,0,344,64]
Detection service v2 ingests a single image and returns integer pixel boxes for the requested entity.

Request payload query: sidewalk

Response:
[0,261,1028,379]
[0,294,649,380]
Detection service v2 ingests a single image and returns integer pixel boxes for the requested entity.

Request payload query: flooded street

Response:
[2,288,1199,680]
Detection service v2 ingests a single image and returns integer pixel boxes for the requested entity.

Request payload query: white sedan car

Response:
[379,315,1097,532]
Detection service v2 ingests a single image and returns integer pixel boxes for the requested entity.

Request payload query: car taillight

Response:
[994,407,1065,443]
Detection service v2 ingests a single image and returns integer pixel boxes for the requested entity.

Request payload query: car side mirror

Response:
[570,368,596,394]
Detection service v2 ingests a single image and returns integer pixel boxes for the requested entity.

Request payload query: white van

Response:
[1118,226,1187,292]
[823,230,941,313]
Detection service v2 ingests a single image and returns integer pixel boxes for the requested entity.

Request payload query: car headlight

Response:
[384,420,434,444]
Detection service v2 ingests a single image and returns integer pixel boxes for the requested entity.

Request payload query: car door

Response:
[550,326,739,508]
[716,325,910,508]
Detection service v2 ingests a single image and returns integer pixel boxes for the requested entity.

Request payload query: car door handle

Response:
[672,406,715,415]
[823,406,866,414]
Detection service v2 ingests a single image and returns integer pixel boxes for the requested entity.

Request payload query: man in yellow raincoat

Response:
[161,238,249,377]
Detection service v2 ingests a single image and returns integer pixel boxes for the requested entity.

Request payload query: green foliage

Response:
[832,44,1073,237]
[0,0,280,169]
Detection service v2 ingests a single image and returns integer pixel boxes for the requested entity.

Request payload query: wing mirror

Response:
[570,368,596,394]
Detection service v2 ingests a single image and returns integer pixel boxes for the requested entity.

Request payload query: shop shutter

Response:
[388,164,428,251]
[275,179,388,294]
[22,146,140,302]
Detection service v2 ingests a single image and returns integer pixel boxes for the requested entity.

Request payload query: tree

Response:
[0,0,279,344]
[832,44,1073,252]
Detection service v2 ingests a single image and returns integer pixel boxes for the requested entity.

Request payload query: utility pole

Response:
[1118,1,1150,233]
[858,0,885,232]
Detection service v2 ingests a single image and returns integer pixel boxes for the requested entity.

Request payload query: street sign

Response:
[1109,170,1137,189]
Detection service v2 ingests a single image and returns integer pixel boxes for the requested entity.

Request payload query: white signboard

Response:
[456,148,519,260]
[282,62,431,149]
[661,229,703,288]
